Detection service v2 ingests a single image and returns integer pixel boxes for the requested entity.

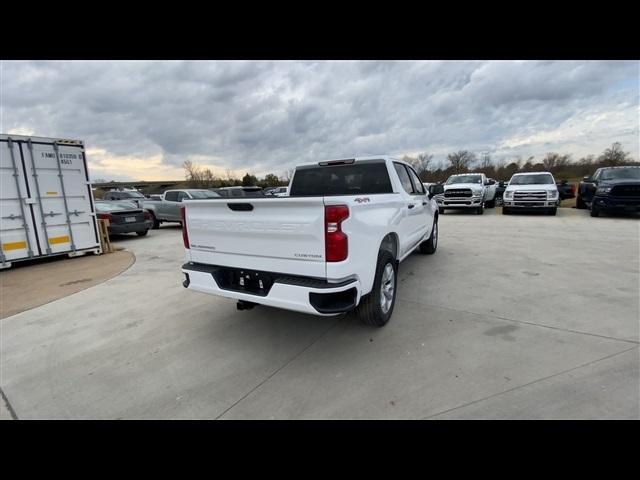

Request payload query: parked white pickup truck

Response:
[502,172,559,215]
[181,156,444,326]
[436,173,497,214]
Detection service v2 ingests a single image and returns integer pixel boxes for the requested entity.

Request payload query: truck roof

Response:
[294,155,404,169]
[511,171,553,176]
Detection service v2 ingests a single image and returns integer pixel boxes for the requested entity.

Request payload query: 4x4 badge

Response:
[354,197,370,203]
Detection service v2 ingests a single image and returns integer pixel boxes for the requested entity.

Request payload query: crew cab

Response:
[436,173,497,214]
[180,156,444,327]
[502,172,559,215]
[143,189,220,229]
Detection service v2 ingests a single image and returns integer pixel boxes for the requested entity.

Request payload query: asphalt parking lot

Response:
[1,207,638,419]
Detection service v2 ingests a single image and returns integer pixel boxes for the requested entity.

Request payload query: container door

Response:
[21,139,100,256]
[0,138,39,265]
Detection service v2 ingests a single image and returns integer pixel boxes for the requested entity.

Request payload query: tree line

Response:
[403,142,637,184]
[182,160,290,189]
[181,142,636,189]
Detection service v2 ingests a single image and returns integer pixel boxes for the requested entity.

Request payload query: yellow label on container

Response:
[46,191,58,195]
[3,241,27,251]
[49,235,70,245]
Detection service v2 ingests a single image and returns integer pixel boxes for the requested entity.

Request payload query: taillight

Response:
[180,206,189,249]
[325,205,349,262]
[97,213,113,221]
[143,210,151,220]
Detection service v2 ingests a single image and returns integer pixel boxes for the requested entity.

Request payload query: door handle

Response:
[422,201,427,205]
[408,204,415,209]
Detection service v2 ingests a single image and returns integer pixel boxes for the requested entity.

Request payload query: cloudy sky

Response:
[1,60,638,181]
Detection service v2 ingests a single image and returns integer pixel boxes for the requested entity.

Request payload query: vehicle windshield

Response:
[600,168,640,180]
[509,174,554,185]
[189,190,220,199]
[446,175,482,185]
[95,202,138,211]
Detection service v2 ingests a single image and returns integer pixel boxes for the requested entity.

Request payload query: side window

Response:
[165,191,179,202]
[407,167,425,194]
[393,163,414,195]
[231,189,244,197]
[177,192,189,202]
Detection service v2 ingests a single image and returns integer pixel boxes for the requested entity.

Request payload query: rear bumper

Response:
[108,220,153,234]
[593,195,640,211]
[181,262,362,316]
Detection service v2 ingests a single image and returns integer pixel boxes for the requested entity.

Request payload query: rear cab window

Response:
[289,160,393,196]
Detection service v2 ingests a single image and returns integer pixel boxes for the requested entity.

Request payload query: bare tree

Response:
[598,142,631,166]
[542,152,571,171]
[447,150,476,173]
[183,160,203,187]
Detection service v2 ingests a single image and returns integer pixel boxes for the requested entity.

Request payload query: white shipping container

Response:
[0,134,101,268]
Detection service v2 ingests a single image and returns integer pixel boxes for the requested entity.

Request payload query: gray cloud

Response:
[1,60,638,180]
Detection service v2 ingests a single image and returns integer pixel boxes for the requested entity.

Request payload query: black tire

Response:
[486,199,496,208]
[476,203,484,215]
[590,204,600,217]
[357,250,397,327]
[419,218,438,254]
[502,207,510,215]
[136,230,149,236]
[149,212,160,230]
[576,194,586,209]
[438,207,445,214]
[548,207,557,216]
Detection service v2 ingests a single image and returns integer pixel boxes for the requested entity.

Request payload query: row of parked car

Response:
[96,164,640,238]
[430,171,576,216]
[96,185,292,236]
[429,166,640,217]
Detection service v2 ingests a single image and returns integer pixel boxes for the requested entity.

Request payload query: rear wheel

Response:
[149,212,160,230]
[576,194,586,209]
[136,230,149,236]
[486,199,496,208]
[419,218,438,254]
[357,250,397,327]
[476,203,484,215]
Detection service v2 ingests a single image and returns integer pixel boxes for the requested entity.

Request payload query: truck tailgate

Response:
[185,197,326,278]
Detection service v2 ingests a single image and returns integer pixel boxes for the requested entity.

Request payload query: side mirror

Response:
[583,176,591,182]
[560,179,568,185]
[429,184,444,198]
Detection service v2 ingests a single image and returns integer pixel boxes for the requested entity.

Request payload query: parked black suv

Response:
[576,166,640,217]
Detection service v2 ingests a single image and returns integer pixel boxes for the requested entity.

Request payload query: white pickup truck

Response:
[181,156,444,326]
[437,173,497,214]
[502,172,559,215]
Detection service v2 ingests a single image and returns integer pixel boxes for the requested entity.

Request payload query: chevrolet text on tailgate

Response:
[181,156,444,326]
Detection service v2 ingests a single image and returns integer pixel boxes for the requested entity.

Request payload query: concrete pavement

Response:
[1,208,638,419]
